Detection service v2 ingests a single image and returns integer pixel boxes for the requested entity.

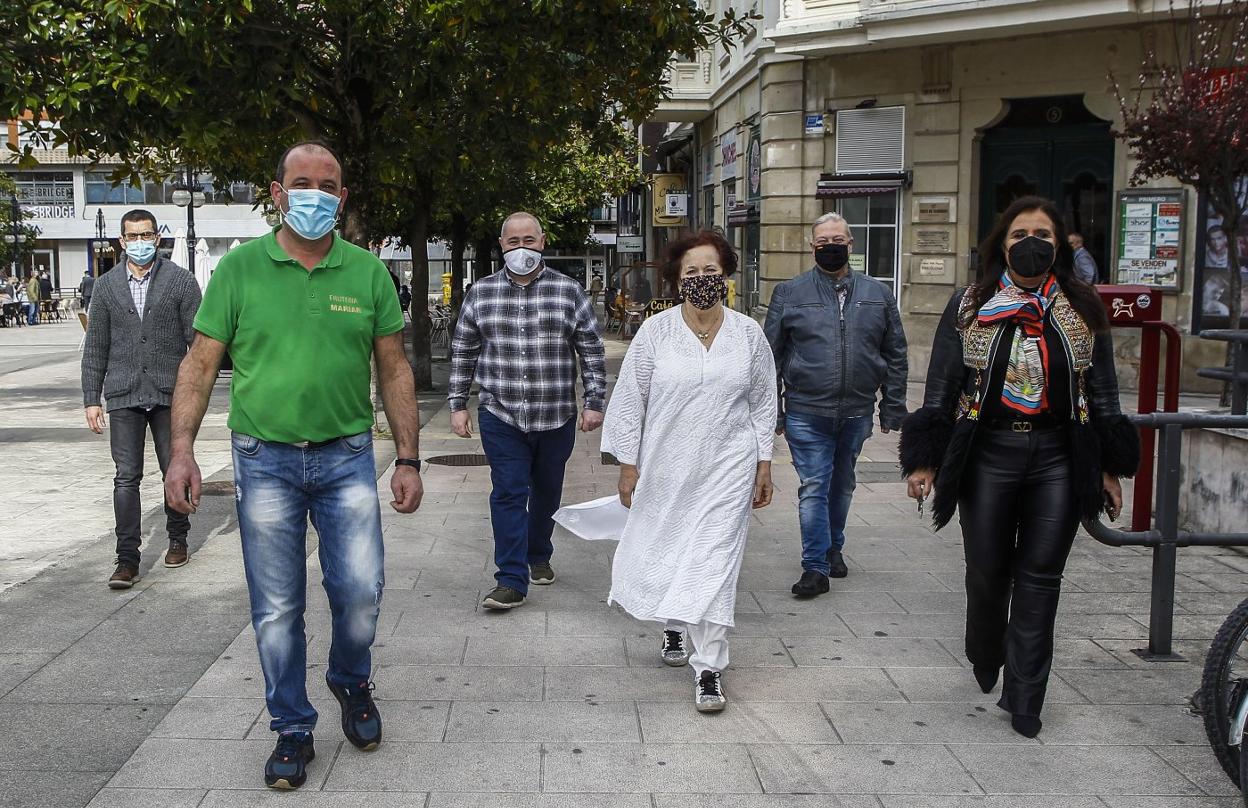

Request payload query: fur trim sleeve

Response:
[899,406,954,476]
[1092,414,1141,478]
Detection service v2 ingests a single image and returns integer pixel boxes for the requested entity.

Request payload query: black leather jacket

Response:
[900,288,1140,529]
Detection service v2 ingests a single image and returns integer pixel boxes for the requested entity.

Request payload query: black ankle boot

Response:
[1011,714,1042,738]
[972,665,999,694]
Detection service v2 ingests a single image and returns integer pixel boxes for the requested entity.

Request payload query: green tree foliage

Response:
[0,175,41,274]
[1,1,751,385]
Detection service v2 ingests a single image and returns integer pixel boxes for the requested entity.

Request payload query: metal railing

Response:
[1082,411,1248,659]
[1198,330,1248,415]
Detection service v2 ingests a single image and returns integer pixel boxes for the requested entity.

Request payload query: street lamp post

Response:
[93,207,105,277]
[171,166,206,276]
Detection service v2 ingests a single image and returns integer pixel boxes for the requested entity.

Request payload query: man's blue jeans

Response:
[478,409,576,595]
[232,431,385,734]
[784,411,873,575]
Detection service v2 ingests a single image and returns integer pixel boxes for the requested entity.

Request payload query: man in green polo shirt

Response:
[164,141,423,790]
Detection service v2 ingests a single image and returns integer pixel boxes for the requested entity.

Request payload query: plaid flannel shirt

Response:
[448,267,606,433]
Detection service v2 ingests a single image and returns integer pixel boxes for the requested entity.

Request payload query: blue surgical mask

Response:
[125,240,157,266]
[281,187,341,240]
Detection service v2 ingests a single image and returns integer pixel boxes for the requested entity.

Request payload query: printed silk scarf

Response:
[976,274,1059,415]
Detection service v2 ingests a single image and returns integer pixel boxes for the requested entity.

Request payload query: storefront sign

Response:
[645,298,678,316]
[913,196,956,223]
[720,130,738,180]
[664,192,688,217]
[701,146,715,187]
[914,228,952,254]
[617,235,644,254]
[918,257,947,276]
[1114,189,1185,289]
[804,114,825,136]
[21,204,74,219]
[651,173,688,227]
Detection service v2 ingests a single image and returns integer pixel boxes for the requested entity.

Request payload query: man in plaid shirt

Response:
[449,211,606,610]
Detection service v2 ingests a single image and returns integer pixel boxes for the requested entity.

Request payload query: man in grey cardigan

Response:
[82,209,202,588]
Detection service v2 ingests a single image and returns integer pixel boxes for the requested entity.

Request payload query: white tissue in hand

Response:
[552,495,630,541]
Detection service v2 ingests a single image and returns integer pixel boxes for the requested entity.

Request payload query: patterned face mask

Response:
[679,274,727,310]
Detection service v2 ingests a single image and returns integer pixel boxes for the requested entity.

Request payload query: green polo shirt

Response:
[193,228,404,444]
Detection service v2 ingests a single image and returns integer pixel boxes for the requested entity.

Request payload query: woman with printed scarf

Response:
[602,229,777,714]
[900,196,1139,738]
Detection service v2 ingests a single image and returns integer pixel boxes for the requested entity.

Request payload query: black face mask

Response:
[814,243,849,272]
[1007,236,1056,279]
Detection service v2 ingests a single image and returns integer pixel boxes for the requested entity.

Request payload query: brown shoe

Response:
[163,544,189,568]
[108,564,141,589]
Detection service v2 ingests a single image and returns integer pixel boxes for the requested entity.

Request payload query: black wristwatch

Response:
[395,458,422,472]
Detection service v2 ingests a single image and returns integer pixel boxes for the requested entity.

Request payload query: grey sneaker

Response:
[482,586,526,610]
[661,629,690,667]
[695,670,726,713]
[529,563,556,586]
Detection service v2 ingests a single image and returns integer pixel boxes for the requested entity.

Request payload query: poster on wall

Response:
[1113,189,1184,289]
[1193,176,1248,332]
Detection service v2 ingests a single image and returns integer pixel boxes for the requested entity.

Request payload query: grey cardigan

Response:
[81,259,201,412]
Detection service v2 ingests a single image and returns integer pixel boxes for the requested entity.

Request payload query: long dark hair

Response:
[962,195,1109,333]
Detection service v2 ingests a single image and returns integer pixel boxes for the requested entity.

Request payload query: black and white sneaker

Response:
[695,670,727,713]
[264,731,315,790]
[326,677,382,750]
[529,562,556,585]
[482,586,526,610]
[660,629,690,667]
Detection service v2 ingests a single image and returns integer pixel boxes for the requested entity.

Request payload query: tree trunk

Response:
[474,236,494,281]
[407,206,434,391]
[342,205,370,248]
[450,212,467,311]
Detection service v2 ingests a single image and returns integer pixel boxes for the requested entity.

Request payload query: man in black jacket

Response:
[81,209,202,588]
[764,211,909,597]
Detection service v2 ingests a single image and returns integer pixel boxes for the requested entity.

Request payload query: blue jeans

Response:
[784,411,873,575]
[232,431,385,734]
[478,408,576,595]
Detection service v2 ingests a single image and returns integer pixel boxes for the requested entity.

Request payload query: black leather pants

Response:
[958,426,1079,718]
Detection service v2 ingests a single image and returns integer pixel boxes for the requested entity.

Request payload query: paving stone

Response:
[392,607,548,637]
[1037,703,1206,745]
[841,613,965,639]
[638,701,838,743]
[463,635,627,666]
[881,799,1103,808]
[542,665,699,702]
[748,743,982,794]
[373,665,544,701]
[823,702,1035,745]
[0,703,167,771]
[429,795,650,808]
[730,613,856,638]
[950,744,1204,795]
[0,770,112,808]
[445,700,638,743]
[109,738,336,790]
[321,741,539,792]
[782,638,961,668]
[70,610,249,655]
[242,699,449,742]
[541,742,761,793]
[885,667,1088,704]
[1056,667,1202,704]
[0,653,54,698]
[150,697,266,740]
[200,793,427,808]
[1148,745,1240,797]
[1100,798,1244,807]
[3,652,220,705]
[656,797,881,808]
[86,788,206,808]
[751,590,906,614]
[356,635,466,666]
[625,636,795,668]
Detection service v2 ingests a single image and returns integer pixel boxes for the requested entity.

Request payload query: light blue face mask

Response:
[124,240,157,266]
[281,187,341,240]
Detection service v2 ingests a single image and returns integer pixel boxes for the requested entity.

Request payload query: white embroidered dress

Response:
[602,306,778,627]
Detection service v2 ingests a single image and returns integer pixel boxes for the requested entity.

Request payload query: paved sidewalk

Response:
[2,330,1246,806]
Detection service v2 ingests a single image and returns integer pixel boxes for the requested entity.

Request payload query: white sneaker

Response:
[661,629,690,667]
[695,670,726,713]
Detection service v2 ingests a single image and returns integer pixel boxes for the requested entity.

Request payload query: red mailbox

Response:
[1097,284,1163,323]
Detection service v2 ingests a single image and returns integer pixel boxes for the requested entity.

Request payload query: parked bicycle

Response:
[1201,597,1248,807]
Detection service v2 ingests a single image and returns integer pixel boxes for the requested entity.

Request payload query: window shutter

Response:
[835,106,905,174]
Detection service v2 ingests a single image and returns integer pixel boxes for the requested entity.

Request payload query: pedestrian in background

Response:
[901,195,1138,738]
[1068,232,1099,284]
[25,272,40,324]
[448,211,606,611]
[764,212,909,597]
[603,230,776,713]
[79,269,95,313]
[81,209,201,589]
[164,142,423,789]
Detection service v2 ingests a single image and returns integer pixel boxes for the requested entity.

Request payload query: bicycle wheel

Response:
[1200,597,1248,788]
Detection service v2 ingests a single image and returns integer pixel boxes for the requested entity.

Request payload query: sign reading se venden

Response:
[1114,189,1185,290]
[651,173,688,227]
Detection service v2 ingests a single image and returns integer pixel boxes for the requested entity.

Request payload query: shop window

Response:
[832,191,901,295]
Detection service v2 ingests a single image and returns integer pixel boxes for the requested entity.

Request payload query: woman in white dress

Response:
[602,230,778,713]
